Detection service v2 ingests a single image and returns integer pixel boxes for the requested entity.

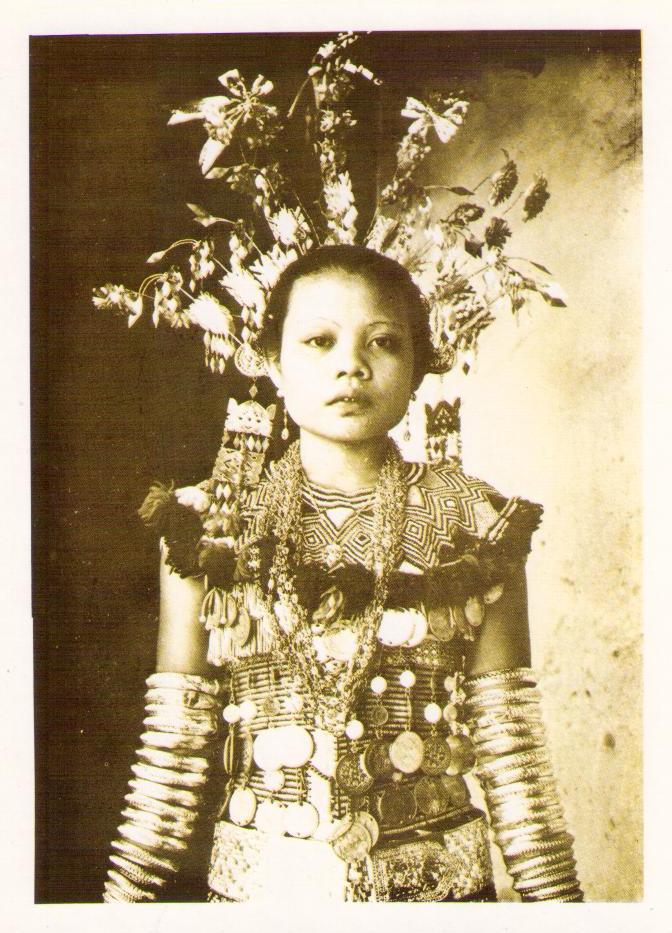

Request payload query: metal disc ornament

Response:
[284,801,319,839]
[280,725,314,768]
[331,820,372,861]
[353,810,380,847]
[228,787,257,826]
[428,606,455,641]
[335,752,374,795]
[231,605,252,647]
[420,734,453,775]
[361,739,394,781]
[388,731,424,775]
[405,608,429,647]
[368,703,389,727]
[377,786,418,827]
[255,799,286,835]
[377,610,415,647]
[253,731,284,772]
[445,734,476,775]
[234,343,268,379]
[414,775,451,818]
[440,774,470,807]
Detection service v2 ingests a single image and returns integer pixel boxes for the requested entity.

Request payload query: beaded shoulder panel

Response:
[239,460,542,573]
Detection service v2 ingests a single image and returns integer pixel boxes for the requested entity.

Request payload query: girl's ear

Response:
[266,356,282,392]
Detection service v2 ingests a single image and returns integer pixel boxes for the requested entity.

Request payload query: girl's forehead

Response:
[285,270,409,326]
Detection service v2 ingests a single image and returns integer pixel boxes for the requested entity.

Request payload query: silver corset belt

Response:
[208,810,492,902]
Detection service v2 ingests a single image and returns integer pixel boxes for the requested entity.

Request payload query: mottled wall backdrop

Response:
[403,46,642,902]
[31,32,640,902]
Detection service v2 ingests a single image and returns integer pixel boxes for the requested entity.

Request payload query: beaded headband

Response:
[92,32,564,463]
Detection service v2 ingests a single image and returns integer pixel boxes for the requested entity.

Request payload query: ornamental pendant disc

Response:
[414,774,451,818]
[335,752,374,795]
[445,734,476,775]
[420,735,453,775]
[361,739,394,781]
[388,731,424,775]
[440,774,470,807]
[377,785,417,827]
[228,787,257,826]
[369,704,389,728]
[353,810,380,847]
[284,801,319,839]
[331,820,372,861]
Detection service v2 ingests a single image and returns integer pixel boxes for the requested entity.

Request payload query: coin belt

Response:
[208,812,492,902]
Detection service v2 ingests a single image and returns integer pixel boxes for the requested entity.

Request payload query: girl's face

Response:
[268,270,415,446]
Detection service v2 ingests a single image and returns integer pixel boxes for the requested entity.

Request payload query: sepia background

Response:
[31,31,641,902]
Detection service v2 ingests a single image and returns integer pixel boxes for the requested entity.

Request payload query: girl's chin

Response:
[298,423,394,446]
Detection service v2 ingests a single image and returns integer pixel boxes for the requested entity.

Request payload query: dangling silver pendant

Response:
[323,542,344,569]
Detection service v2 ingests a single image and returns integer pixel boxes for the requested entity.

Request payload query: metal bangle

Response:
[475,734,546,758]
[479,763,554,788]
[103,881,137,903]
[129,777,200,808]
[521,878,583,900]
[477,748,550,778]
[494,817,568,844]
[487,778,558,802]
[514,858,578,884]
[131,762,209,789]
[125,792,199,823]
[471,719,545,739]
[508,848,579,875]
[146,671,223,697]
[136,746,210,773]
[111,838,179,874]
[490,794,565,816]
[500,830,575,860]
[463,667,536,690]
[140,730,213,752]
[118,822,189,854]
[109,854,168,889]
[142,714,219,737]
[464,685,541,707]
[121,807,195,840]
[106,869,158,902]
[145,687,221,710]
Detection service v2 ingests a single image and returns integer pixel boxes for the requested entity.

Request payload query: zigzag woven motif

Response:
[239,461,512,572]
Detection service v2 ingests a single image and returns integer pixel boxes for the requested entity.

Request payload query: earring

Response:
[277,389,290,441]
[403,393,415,443]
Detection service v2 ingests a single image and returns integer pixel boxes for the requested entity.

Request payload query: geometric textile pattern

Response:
[240,461,533,573]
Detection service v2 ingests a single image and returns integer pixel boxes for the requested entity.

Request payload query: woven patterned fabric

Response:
[240,460,536,572]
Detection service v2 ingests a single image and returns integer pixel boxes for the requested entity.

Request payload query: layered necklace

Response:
[257,441,407,731]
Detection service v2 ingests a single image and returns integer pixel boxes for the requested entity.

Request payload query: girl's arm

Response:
[465,562,531,676]
[156,542,211,675]
[461,561,583,901]
[103,544,223,903]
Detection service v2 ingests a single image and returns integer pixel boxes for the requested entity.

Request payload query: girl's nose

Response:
[336,354,371,381]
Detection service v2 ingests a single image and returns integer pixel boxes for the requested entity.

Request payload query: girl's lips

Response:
[327,395,372,413]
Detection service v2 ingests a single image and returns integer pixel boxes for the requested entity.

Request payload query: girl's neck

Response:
[298,431,389,493]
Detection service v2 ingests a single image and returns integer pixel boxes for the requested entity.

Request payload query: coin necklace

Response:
[258,441,407,731]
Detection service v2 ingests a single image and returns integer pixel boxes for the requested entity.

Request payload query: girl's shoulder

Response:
[401,459,544,559]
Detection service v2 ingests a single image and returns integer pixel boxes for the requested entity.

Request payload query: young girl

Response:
[103,245,582,903]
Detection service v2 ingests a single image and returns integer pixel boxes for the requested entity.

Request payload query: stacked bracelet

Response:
[463,668,582,902]
[103,672,223,903]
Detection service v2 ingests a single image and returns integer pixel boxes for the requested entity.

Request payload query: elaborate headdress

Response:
[94,32,564,473]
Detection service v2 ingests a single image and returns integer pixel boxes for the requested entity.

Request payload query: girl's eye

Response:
[305,335,334,349]
[369,334,397,351]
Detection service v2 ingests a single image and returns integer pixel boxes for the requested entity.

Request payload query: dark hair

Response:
[258,245,435,391]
